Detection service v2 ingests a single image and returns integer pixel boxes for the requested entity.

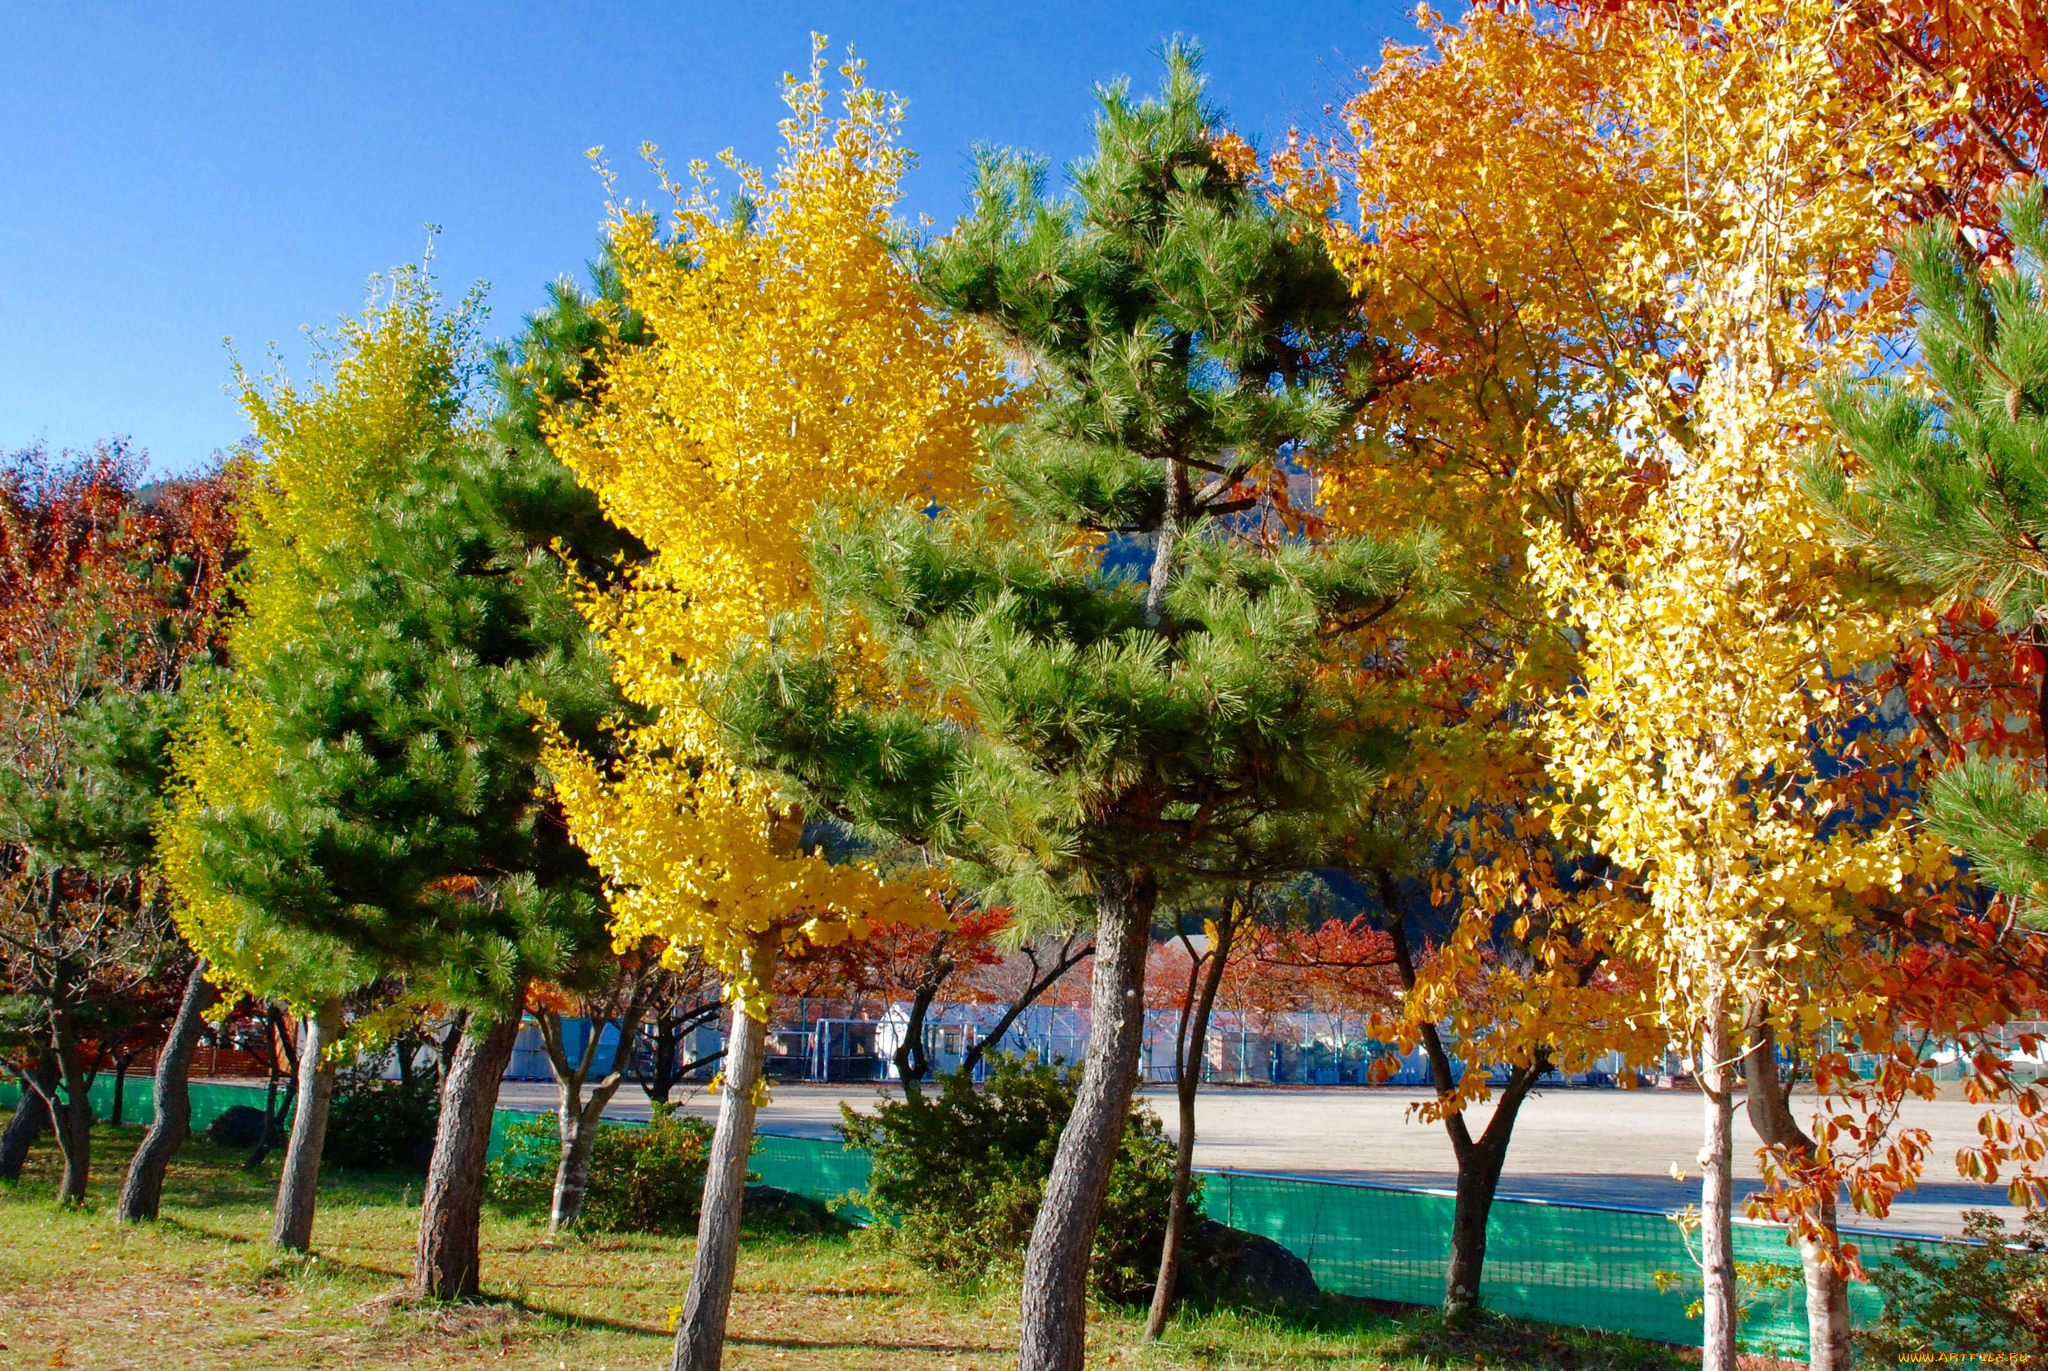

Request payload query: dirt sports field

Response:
[494,1080,2024,1239]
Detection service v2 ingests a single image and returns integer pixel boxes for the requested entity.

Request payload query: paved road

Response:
[493,1079,2023,1239]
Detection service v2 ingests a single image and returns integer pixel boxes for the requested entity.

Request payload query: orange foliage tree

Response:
[1272,5,2047,1363]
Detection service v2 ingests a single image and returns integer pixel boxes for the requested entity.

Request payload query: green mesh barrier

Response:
[723,1137,1946,1358]
[750,1130,873,1221]
[0,1079,1959,1356]
[1195,1169,1926,1355]
[0,1075,286,1136]
[489,1104,546,1159]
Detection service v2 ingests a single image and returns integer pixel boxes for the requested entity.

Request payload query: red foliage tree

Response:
[783,894,1013,1098]
[0,440,239,1203]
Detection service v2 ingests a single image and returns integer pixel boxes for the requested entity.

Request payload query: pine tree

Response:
[714,47,1440,1370]
[1814,181,2048,929]
[489,255,657,1240]
[166,267,626,1294]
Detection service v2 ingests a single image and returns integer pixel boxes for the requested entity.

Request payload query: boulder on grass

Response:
[205,1105,268,1148]
[741,1183,853,1237]
[1177,1218,1320,1311]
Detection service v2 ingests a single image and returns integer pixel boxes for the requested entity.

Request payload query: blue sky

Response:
[3,2,1416,475]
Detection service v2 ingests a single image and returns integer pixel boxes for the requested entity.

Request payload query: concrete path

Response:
[493,1079,2024,1239]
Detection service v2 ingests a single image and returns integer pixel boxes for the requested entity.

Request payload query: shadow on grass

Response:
[734,1333,1015,1354]
[380,1290,1015,1358]
[1155,1295,1693,1371]
[1347,1300,1690,1371]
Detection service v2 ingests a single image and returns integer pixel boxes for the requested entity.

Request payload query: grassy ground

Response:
[0,1124,1698,1371]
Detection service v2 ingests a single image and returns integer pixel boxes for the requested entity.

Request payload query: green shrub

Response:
[1858,1209,2048,1356]
[839,1053,1185,1302]
[323,1072,438,1173]
[487,1104,716,1233]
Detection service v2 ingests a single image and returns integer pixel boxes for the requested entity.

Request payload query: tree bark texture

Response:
[538,985,649,1233]
[41,1006,97,1205]
[1146,914,1235,1340]
[1699,991,1739,1371]
[671,937,782,1371]
[1439,1073,1541,1316]
[1741,1008,1850,1371]
[271,996,343,1252]
[118,958,219,1223]
[1019,867,1158,1371]
[0,1058,56,1181]
[414,998,524,1300]
[551,1106,600,1232]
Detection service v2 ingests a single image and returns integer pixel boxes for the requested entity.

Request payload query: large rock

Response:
[205,1105,268,1148]
[1177,1218,1321,1311]
[741,1183,853,1237]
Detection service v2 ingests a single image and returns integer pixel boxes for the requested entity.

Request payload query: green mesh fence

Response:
[0,1074,282,1136]
[1,1078,1956,1356]
[1196,1169,1932,1356]
[750,1129,873,1217]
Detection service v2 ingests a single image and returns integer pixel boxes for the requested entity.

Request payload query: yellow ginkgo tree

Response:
[538,42,1009,1371]
[1521,6,1957,1368]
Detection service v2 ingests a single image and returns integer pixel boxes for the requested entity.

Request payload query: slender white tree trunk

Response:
[670,937,780,1371]
[1699,990,1738,1371]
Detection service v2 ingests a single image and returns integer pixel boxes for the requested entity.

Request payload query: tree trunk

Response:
[108,1057,131,1127]
[1019,867,1157,1371]
[1699,990,1738,1371]
[1741,1006,1850,1371]
[246,1008,294,1170]
[118,958,219,1223]
[538,982,652,1233]
[1146,913,1235,1340]
[41,1009,97,1205]
[272,996,343,1251]
[1383,904,1545,1317]
[670,937,781,1371]
[1441,1065,1550,1320]
[246,1066,288,1169]
[398,1037,415,1090]
[1795,1190,1851,1369]
[645,1010,682,1105]
[551,1102,602,1232]
[892,971,944,1105]
[51,1085,92,1205]
[414,997,524,1300]
[0,1058,56,1181]
[437,1010,468,1088]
